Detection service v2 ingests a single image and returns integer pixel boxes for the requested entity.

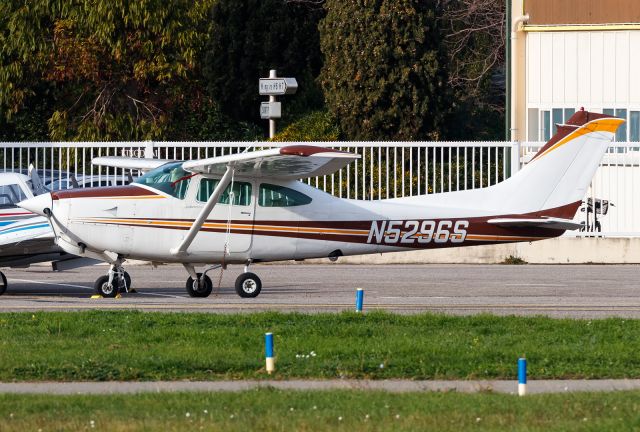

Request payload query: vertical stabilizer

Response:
[493,109,623,216]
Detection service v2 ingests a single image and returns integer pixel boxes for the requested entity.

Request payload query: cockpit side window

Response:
[197,178,252,206]
[0,184,26,208]
[258,183,312,207]
[134,162,191,199]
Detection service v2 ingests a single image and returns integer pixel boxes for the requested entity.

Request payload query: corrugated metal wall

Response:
[526,31,640,107]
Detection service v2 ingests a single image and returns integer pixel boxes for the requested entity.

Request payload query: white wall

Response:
[527,30,640,109]
[305,238,640,264]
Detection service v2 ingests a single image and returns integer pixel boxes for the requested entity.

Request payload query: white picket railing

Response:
[1,141,639,236]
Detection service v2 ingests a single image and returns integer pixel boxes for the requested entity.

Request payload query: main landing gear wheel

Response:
[0,271,7,296]
[235,272,262,298]
[186,273,213,298]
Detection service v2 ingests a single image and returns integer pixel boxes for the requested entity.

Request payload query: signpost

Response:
[259,70,297,138]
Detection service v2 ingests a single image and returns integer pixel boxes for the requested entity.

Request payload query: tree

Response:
[440,0,505,110]
[438,0,505,140]
[0,0,216,141]
[204,0,325,125]
[271,110,340,141]
[319,0,449,141]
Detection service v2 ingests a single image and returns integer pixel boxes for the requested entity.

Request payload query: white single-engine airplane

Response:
[19,110,622,298]
[0,167,77,294]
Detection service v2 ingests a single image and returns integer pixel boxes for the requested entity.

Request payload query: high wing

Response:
[169,145,359,256]
[92,157,174,171]
[182,145,360,179]
[487,217,583,231]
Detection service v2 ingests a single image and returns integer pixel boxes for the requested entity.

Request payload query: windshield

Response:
[0,184,27,208]
[134,162,192,199]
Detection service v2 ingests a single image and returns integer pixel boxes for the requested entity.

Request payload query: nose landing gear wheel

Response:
[235,272,262,298]
[94,275,119,298]
[94,271,131,298]
[186,273,213,298]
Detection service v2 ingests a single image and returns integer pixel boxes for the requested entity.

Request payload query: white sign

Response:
[259,78,298,96]
[260,102,282,119]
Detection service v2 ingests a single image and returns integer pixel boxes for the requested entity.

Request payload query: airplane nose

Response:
[18,193,53,217]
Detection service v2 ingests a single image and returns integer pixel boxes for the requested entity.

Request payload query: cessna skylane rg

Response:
[19,110,623,298]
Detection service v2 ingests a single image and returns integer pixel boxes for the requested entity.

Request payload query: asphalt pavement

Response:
[1,263,639,317]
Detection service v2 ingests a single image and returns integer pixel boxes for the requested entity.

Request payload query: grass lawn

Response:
[0,311,638,381]
[0,389,639,431]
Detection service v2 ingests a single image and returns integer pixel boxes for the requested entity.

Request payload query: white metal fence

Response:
[1,141,639,236]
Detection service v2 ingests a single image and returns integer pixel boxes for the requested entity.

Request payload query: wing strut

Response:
[170,165,234,256]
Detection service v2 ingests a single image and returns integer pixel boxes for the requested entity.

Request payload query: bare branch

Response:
[440,0,505,108]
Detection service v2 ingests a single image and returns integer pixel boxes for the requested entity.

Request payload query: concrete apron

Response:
[1,379,640,394]
[307,238,640,265]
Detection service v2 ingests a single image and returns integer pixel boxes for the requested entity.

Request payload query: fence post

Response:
[144,140,155,159]
[510,141,521,176]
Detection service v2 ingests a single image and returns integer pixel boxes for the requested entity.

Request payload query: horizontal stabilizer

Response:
[487,217,583,231]
[92,157,173,171]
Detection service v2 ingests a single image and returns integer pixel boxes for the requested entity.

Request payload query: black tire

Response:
[235,272,262,298]
[94,275,119,298]
[0,271,7,296]
[185,273,213,298]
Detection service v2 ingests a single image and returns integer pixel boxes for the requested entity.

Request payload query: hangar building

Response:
[510,0,640,143]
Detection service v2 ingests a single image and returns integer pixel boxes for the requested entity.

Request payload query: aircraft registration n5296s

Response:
[19,110,623,298]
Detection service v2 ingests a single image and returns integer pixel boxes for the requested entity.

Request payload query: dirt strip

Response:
[1,379,640,395]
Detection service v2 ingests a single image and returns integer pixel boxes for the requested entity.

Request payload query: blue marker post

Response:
[355,288,364,313]
[518,357,527,396]
[265,332,275,374]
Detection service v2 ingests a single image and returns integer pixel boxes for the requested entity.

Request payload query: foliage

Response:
[204,0,325,124]
[442,98,504,140]
[271,110,340,142]
[0,0,508,142]
[0,89,52,142]
[319,0,450,141]
[165,98,263,141]
[0,0,216,141]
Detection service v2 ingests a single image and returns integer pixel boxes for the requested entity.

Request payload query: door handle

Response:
[241,211,252,216]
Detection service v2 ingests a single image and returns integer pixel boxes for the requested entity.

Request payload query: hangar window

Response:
[197,178,252,206]
[134,162,191,199]
[258,183,312,207]
[604,108,628,143]
[539,108,576,141]
[630,111,640,150]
